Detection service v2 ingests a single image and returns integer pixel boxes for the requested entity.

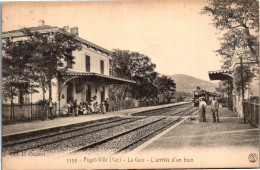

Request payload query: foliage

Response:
[2,37,40,102]
[174,91,192,102]
[233,65,255,92]
[202,0,259,67]
[22,28,82,99]
[35,99,48,105]
[2,28,82,102]
[109,49,176,101]
[154,76,176,100]
[215,81,229,95]
[110,49,157,100]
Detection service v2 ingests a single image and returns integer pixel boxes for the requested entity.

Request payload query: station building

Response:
[208,55,259,118]
[2,21,135,118]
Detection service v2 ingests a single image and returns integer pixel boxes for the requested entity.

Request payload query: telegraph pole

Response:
[240,57,245,123]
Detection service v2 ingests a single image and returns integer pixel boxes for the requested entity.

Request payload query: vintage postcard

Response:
[2,0,259,169]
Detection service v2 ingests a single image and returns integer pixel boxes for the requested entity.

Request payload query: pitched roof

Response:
[3,25,58,34]
[2,25,111,55]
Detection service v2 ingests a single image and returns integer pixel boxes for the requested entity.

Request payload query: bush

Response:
[35,99,48,105]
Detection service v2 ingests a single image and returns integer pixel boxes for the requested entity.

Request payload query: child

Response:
[100,101,105,114]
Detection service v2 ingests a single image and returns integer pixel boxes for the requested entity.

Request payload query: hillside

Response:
[169,74,218,93]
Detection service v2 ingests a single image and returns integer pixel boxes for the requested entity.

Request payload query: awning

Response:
[59,69,136,84]
[208,69,233,81]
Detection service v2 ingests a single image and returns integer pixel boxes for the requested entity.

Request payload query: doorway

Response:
[67,82,73,103]
[86,84,91,102]
[100,86,105,102]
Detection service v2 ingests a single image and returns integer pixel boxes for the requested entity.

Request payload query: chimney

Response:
[70,27,78,37]
[63,25,70,32]
[38,20,45,26]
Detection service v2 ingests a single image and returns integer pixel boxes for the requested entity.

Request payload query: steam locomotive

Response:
[193,89,209,107]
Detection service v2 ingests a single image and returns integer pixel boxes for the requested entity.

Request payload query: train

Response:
[193,88,221,107]
[193,89,209,107]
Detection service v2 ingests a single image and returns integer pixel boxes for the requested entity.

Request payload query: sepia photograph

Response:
[1,0,259,169]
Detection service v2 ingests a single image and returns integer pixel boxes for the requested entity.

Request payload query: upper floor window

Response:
[66,50,73,69]
[67,58,73,69]
[100,60,104,74]
[86,55,90,72]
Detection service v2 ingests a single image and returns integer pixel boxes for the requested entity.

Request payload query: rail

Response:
[243,101,259,127]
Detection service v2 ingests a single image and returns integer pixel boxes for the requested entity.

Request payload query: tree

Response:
[2,38,40,119]
[109,49,158,100]
[154,75,176,100]
[174,91,192,102]
[233,65,255,93]
[21,28,82,99]
[2,28,83,119]
[202,0,259,66]
[215,81,228,96]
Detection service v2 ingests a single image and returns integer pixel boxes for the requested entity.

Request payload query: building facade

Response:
[2,22,135,117]
[208,55,259,118]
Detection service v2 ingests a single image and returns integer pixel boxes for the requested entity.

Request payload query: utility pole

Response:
[227,83,230,110]
[240,57,245,123]
[31,85,33,120]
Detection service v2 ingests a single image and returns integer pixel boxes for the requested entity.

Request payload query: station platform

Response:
[2,102,188,136]
[133,105,259,153]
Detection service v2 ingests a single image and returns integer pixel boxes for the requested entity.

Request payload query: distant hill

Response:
[169,74,218,93]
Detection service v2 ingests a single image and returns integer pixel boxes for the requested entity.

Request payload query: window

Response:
[66,50,73,69]
[86,55,90,72]
[100,60,104,74]
[19,90,24,104]
[67,58,73,69]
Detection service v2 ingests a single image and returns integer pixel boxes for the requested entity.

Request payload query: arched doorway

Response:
[86,84,91,102]
[100,86,105,102]
[67,82,73,102]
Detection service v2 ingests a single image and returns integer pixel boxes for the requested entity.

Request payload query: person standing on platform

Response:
[47,98,53,120]
[73,100,79,116]
[104,98,109,112]
[69,100,73,114]
[66,100,72,116]
[211,96,219,123]
[199,97,207,122]
[100,101,105,114]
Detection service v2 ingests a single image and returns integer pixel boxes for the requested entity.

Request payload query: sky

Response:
[2,0,223,82]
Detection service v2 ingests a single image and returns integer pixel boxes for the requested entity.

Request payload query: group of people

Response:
[199,96,220,123]
[64,98,109,117]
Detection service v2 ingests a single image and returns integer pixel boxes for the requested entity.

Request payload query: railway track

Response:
[74,117,183,155]
[2,117,142,155]
[3,103,198,157]
[132,103,194,117]
[70,106,198,156]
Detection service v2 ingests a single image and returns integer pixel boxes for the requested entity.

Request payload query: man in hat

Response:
[199,97,207,122]
[211,96,219,123]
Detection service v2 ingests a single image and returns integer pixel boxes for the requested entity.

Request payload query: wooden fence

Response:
[2,99,171,122]
[2,103,57,122]
[108,100,160,111]
[243,101,259,127]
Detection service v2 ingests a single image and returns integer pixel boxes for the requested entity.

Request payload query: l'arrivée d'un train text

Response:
[67,157,194,164]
